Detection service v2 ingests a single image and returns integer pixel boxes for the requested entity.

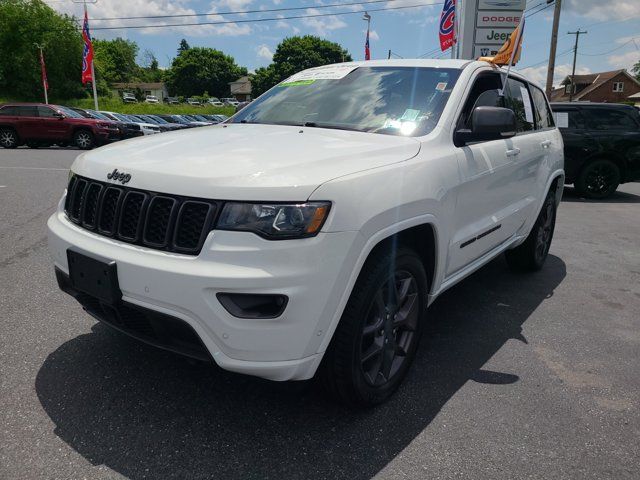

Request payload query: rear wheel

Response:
[0,128,18,148]
[320,247,428,407]
[575,159,620,199]
[505,189,557,272]
[73,130,94,150]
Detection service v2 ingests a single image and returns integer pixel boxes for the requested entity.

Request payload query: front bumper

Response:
[47,202,359,381]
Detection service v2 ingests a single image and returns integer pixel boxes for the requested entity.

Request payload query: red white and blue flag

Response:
[81,10,94,84]
[365,27,371,60]
[39,49,48,91]
[439,0,456,52]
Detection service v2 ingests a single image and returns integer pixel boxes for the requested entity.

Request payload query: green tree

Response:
[177,39,190,56]
[138,49,163,83]
[0,0,85,100]
[93,38,139,84]
[165,47,246,97]
[251,36,352,96]
[633,60,640,81]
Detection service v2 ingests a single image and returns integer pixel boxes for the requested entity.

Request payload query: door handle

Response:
[541,140,552,148]
[506,148,521,157]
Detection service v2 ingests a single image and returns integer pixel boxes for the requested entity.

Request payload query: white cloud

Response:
[368,29,380,41]
[45,0,251,37]
[565,0,640,20]
[302,8,347,35]
[519,63,592,88]
[608,51,639,71]
[256,44,274,61]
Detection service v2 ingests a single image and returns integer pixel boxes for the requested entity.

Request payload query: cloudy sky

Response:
[45,0,640,86]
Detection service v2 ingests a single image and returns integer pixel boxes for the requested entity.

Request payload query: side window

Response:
[457,72,504,130]
[503,78,535,133]
[552,109,585,130]
[15,106,38,117]
[0,106,17,116]
[37,106,57,118]
[530,86,554,129]
[583,108,638,131]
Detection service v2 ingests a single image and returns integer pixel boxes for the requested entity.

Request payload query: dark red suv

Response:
[0,103,119,149]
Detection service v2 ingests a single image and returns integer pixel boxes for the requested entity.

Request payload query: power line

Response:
[578,37,639,56]
[90,0,421,21]
[91,2,439,31]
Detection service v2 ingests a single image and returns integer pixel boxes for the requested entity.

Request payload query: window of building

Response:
[613,82,624,92]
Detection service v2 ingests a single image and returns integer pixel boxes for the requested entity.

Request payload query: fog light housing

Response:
[217,293,288,319]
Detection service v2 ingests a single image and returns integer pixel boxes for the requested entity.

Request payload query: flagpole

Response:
[501,17,525,99]
[451,0,457,59]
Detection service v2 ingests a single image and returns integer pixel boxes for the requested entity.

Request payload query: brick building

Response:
[550,69,640,103]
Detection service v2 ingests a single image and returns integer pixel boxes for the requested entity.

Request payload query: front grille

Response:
[65,175,219,255]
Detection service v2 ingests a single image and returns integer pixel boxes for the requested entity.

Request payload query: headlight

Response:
[216,202,331,239]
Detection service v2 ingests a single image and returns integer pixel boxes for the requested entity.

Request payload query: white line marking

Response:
[0,166,68,171]
[0,185,6,188]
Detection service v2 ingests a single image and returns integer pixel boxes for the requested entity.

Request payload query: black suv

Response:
[551,102,640,198]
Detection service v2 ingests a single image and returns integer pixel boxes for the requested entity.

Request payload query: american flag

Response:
[365,27,370,60]
[81,10,94,84]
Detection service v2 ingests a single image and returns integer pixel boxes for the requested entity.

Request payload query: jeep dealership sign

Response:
[457,0,525,60]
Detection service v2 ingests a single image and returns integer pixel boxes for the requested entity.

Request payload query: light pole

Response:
[34,43,48,104]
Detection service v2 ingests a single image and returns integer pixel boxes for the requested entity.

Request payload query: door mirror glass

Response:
[53,112,65,119]
[455,106,517,146]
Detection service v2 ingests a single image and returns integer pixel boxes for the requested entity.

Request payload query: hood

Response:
[71,123,421,201]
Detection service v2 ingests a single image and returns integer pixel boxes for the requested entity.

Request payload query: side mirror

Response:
[53,112,65,119]
[454,106,517,147]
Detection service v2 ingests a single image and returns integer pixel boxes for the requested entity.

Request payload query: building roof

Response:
[229,76,252,95]
[111,82,166,90]
[628,92,640,99]
[551,69,640,102]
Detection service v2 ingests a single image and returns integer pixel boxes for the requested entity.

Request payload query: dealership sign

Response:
[457,0,526,59]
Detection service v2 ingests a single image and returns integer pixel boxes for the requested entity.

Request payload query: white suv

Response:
[48,60,563,406]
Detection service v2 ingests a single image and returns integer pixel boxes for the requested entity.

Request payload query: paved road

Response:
[1,147,639,480]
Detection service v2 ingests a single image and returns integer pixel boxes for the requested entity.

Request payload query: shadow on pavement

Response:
[36,255,566,480]
[561,186,640,204]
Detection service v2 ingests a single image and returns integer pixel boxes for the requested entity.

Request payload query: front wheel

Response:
[320,247,428,407]
[73,130,94,150]
[505,189,557,272]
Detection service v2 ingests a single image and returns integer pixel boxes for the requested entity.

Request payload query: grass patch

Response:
[1,97,236,116]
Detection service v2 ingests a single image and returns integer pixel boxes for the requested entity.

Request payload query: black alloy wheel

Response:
[576,159,620,199]
[360,269,420,387]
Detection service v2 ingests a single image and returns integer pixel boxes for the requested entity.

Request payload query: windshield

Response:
[58,106,84,119]
[87,110,110,121]
[232,66,460,136]
[150,115,169,124]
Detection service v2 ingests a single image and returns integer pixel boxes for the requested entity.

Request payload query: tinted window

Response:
[552,109,585,129]
[583,108,638,131]
[233,66,462,137]
[530,86,554,129]
[15,106,38,117]
[503,78,535,133]
[37,106,57,118]
[0,106,18,116]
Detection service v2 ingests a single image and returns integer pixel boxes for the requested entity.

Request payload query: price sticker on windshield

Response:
[283,64,359,84]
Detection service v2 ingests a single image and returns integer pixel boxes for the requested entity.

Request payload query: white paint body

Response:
[48,60,564,381]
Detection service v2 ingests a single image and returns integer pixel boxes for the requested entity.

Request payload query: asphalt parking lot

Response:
[1,147,639,480]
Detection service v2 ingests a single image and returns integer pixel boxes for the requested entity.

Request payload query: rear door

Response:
[14,106,39,140]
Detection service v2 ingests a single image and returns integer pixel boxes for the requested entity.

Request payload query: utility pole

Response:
[567,29,587,102]
[545,0,562,97]
[34,43,48,104]
[74,0,99,110]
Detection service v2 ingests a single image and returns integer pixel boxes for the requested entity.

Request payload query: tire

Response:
[73,130,94,150]
[505,188,557,272]
[0,128,18,149]
[26,141,40,149]
[575,159,620,199]
[320,246,428,407]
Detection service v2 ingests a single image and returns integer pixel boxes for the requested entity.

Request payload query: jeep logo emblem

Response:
[107,168,131,184]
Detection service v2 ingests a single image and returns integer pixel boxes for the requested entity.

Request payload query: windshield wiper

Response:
[302,122,364,132]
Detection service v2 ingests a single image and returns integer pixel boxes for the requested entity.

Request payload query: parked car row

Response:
[129,94,243,107]
[0,102,229,150]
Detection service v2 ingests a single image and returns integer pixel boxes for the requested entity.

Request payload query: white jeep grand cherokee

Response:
[48,60,564,406]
